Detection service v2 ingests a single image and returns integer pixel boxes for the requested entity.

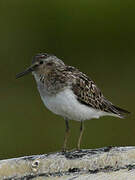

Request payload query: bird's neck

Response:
[33,71,70,96]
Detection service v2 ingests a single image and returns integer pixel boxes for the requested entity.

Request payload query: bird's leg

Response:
[63,119,70,152]
[77,121,84,150]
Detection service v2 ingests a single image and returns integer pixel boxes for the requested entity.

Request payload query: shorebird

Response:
[16,53,130,151]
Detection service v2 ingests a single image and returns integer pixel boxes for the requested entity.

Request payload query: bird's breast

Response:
[39,88,106,121]
[33,73,108,120]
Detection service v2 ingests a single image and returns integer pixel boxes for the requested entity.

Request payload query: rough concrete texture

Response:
[1,146,135,180]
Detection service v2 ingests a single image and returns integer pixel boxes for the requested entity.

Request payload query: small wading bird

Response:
[16,53,130,151]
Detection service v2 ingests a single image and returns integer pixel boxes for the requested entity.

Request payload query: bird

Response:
[16,53,130,151]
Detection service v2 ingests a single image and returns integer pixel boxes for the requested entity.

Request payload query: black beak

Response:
[16,64,36,79]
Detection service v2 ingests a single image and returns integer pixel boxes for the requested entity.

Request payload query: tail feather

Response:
[110,105,130,118]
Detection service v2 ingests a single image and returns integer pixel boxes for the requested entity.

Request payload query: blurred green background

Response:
[0,0,134,159]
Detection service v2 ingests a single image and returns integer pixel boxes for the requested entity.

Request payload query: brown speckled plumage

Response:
[47,64,130,118]
[16,53,130,150]
[69,68,129,117]
[16,53,130,118]
[35,62,129,118]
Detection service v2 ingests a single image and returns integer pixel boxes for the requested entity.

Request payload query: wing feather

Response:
[68,67,130,118]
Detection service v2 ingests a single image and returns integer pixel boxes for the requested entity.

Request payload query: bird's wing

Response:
[71,71,108,111]
[70,69,129,117]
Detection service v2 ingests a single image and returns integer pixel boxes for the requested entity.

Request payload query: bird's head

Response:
[16,53,65,79]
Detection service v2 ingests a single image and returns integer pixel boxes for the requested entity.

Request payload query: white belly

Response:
[39,88,108,121]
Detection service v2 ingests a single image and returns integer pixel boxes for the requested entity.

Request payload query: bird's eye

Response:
[39,61,43,65]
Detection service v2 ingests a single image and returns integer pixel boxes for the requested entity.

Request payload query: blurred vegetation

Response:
[0,0,134,159]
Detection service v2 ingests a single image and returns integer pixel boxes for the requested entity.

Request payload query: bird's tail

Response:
[110,105,130,118]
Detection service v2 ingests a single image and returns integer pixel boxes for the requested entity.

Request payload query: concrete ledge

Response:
[1,146,135,180]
